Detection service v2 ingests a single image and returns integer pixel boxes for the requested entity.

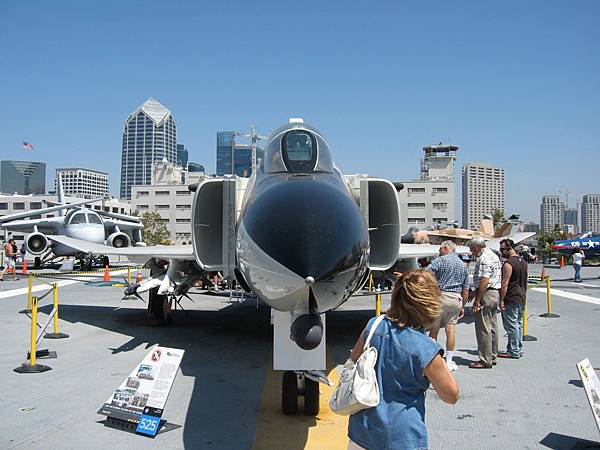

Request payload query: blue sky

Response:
[1,1,598,223]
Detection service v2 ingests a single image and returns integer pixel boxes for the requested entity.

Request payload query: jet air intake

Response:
[25,232,49,255]
[106,232,131,248]
[290,313,323,350]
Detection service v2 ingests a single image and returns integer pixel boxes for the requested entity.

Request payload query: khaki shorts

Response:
[433,291,463,326]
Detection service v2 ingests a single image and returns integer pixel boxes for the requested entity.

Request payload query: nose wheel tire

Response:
[282,371,298,415]
[304,378,320,416]
[34,257,41,269]
[281,371,320,416]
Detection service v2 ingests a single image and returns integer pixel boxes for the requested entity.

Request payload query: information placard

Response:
[98,346,184,424]
[576,358,600,434]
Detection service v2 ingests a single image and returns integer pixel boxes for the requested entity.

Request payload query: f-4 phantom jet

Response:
[58,119,477,415]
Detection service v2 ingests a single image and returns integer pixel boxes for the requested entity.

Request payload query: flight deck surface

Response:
[0,265,599,449]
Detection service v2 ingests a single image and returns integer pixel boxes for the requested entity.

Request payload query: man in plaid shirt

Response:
[427,240,469,371]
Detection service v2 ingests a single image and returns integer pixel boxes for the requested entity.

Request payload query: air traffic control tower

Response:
[397,143,457,233]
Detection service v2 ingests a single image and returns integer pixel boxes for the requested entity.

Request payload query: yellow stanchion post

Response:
[13,296,52,373]
[45,283,69,339]
[368,273,373,292]
[19,274,34,314]
[540,276,560,318]
[375,288,382,316]
[127,267,131,284]
[523,296,537,341]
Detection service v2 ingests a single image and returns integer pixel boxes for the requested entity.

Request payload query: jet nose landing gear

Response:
[282,370,332,415]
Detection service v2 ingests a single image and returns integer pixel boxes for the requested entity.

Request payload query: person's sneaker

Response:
[445,360,458,371]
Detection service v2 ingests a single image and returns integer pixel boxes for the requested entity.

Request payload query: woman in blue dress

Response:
[348,269,459,450]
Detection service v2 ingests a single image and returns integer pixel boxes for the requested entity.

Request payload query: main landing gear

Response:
[282,371,320,415]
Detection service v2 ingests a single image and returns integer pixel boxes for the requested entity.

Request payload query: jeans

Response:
[501,302,523,358]
[574,264,582,282]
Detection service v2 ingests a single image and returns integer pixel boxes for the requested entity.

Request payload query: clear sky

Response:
[1,1,598,223]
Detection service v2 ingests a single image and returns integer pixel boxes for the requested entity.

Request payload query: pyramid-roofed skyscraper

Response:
[120,98,177,199]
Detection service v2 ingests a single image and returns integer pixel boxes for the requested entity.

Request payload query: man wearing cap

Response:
[467,235,502,369]
[427,240,469,371]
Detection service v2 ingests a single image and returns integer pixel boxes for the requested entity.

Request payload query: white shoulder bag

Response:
[329,314,387,416]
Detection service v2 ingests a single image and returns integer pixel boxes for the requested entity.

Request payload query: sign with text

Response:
[576,358,600,434]
[98,346,185,424]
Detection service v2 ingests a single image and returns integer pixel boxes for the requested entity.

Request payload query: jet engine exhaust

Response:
[290,313,323,350]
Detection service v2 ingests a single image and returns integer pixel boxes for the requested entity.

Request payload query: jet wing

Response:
[0,197,102,223]
[1,217,64,234]
[397,244,471,259]
[486,232,535,251]
[48,235,195,261]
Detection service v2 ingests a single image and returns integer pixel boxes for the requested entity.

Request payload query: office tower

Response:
[397,143,457,231]
[56,168,108,199]
[563,208,578,234]
[120,98,177,200]
[177,144,189,169]
[462,163,505,230]
[581,194,600,232]
[539,196,564,232]
[0,160,46,195]
[216,132,263,177]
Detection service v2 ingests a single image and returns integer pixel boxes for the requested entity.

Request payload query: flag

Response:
[22,141,34,150]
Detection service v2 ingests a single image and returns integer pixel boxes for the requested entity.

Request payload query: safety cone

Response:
[560,256,565,269]
[21,259,28,275]
[135,272,143,283]
[103,266,110,282]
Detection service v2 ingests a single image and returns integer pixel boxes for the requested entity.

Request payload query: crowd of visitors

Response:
[347,236,530,449]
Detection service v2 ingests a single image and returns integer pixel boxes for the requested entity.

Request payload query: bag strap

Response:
[364,314,386,350]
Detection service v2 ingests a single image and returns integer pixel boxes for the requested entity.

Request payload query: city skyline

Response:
[1,2,599,222]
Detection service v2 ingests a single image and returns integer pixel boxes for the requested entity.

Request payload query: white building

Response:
[397,144,457,232]
[539,195,564,232]
[56,168,109,199]
[462,163,505,230]
[0,194,131,244]
[581,194,600,232]
[130,160,205,244]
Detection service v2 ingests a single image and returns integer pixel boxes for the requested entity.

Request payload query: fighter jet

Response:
[552,231,600,258]
[0,175,144,269]
[402,214,534,250]
[56,119,478,414]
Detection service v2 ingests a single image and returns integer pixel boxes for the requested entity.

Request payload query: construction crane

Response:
[235,125,268,175]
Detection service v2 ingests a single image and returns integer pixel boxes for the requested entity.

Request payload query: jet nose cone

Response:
[242,179,369,281]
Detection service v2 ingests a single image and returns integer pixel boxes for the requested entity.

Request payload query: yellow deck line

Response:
[253,352,349,450]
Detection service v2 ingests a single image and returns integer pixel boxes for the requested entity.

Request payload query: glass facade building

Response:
[177,144,189,169]
[0,160,46,194]
[216,131,263,177]
[120,98,177,199]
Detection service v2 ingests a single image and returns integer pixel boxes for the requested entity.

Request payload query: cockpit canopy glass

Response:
[87,213,102,224]
[262,124,335,175]
[70,212,87,224]
[282,130,317,173]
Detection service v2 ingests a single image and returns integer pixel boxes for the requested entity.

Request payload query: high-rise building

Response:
[177,144,189,169]
[539,195,564,232]
[0,160,46,195]
[563,208,578,234]
[462,163,505,230]
[581,194,600,232]
[120,98,177,200]
[397,143,457,231]
[56,168,108,199]
[216,132,263,177]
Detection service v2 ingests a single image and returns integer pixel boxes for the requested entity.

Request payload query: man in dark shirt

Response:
[498,239,528,359]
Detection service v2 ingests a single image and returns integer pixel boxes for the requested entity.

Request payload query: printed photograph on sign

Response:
[137,364,156,380]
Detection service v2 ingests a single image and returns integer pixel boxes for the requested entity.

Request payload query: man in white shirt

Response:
[572,248,585,283]
[467,236,502,369]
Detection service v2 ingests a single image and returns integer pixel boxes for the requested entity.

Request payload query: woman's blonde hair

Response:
[386,269,441,329]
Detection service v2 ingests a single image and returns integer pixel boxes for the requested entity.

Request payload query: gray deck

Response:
[0,264,599,449]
